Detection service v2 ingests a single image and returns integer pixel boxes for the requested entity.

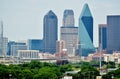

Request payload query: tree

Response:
[34,67,59,79]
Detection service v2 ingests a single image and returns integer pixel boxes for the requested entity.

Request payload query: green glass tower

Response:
[78,4,95,56]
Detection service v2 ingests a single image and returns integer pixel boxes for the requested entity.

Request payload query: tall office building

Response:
[0,37,8,56]
[63,10,74,27]
[43,10,58,54]
[28,39,43,51]
[78,4,95,56]
[0,21,3,56]
[61,9,78,56]
[99,24,107,50]
[107,15,120,53]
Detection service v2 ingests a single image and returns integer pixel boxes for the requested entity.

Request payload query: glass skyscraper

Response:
[107,15,120,53]
[43,10,58,54]
[78,4,95,56]
[99,24,107,50]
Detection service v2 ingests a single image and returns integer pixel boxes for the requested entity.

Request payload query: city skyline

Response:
[0,0,120,47]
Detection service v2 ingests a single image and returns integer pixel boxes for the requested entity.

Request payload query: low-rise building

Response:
[18,50,39,59]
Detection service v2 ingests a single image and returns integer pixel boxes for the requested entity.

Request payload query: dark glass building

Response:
[43,10,58,54]
[7,41,26,56]
[78,4,95,56]
[28,39,43,51]
[107,15,120,53]
[99,24,107,50]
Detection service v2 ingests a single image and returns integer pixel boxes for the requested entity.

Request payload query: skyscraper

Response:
[107,15,120,53]
[78,4,95,56]
[63,10,74,27]
[99,24,107,50]
[0,21,3,56]
[61,9,78,56]
[43,10,58,54]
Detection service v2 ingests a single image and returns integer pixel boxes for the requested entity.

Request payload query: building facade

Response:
[8,41,27,56]
[56,40,66,53]
[107,15,120,53]
[43,10,58,54]
[61,10,78,56]
[63,10,74,27]
[28,39,43,51]
[0,37,8,56]
[61,27,78,56]
[99,24,107,50]
[18,50,39,59]
[78,4,95,56]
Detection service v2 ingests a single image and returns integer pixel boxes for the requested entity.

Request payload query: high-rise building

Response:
[78,4,95,56]
[99,24,107,50]
[63,10,74,27]
[28,39,43,51]
[43,10,58,54]
[107,15,120,53]
[0,21,3,56]
[0,21,8,57]
[61,9,78,56]
[56,40,66,53]
[0,37,8,56]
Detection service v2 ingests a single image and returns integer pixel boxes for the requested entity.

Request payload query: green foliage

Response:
[102,68,120,79]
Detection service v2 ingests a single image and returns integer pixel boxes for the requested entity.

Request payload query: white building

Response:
[18,50,39,59]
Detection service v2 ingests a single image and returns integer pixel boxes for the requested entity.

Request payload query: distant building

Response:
[43,10,58,54]
[18,50,39,59]
[99,24,107,50]
[0,37,8,56]
[28,39,43,51]
[8,41,27,56]
[63,10,74,27]
[61,9,78,57]
[107,15,120,53]
[56,40,66,53]
[78,4,95,56]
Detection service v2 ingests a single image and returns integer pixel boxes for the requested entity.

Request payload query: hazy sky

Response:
[0,0,120,47]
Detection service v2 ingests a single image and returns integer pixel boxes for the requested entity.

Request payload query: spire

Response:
[80,3,92,18]
[46,10,57,17]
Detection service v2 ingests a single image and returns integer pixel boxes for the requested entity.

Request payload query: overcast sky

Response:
[0,0,120,47]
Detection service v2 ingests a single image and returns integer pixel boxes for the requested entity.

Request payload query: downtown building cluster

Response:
[0,4,120,63]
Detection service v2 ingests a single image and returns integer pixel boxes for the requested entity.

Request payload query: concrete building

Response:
[61,10,78,57]
[18,50,39,59]
[63,10,74,27]
[0,37,8,56]
[56,40,66,53]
